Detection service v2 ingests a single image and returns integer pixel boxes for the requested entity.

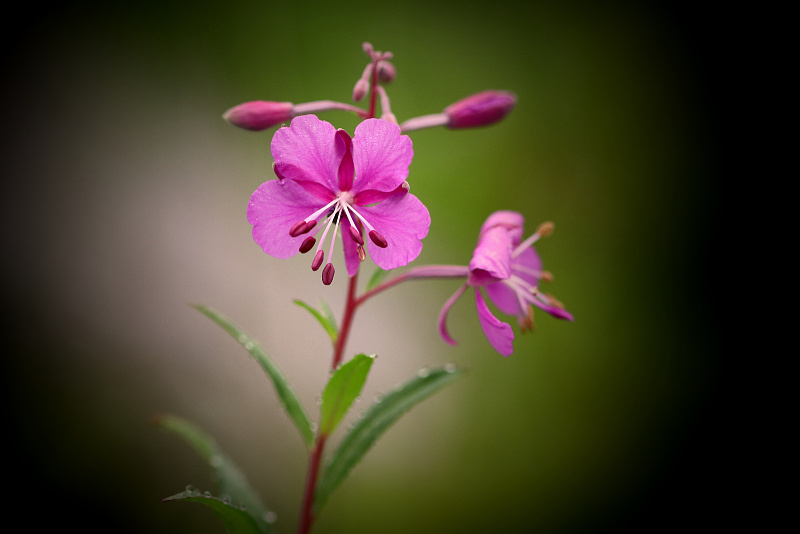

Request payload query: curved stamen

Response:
[348,225,364,246]
[512,222,554,258]
[311,210,338,270]
[322,263,335,285]
[342,203,388,248]
[299,236,316,253]
[311,250,324,271]
[368,230,388,248]
[340,204,365,245]
[511,263,546,279]
[346,203,377,232]
[326,208,342,264]
[289,197,339,238]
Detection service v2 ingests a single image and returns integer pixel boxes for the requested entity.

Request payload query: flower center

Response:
[288,191,388,285]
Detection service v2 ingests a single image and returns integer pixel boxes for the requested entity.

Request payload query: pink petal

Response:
[247,179,322,259]
[468,226,512,286]
[351,118,413,193]
[357,190,430,271]
[270,115,343,192]
[438,283,469,346]
[485,247,543,316]
[479,210,524,245]
[341,219,362,277]
[474,290,514,356]
[336,129,355,191]
[485,281,523,316]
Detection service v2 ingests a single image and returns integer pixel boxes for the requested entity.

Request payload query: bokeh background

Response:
[3,1,724,532]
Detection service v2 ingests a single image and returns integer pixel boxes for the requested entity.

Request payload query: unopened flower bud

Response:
[377,60,396,83]
[444,90,517,129]
[352,78,370,102]
[223,101,294,131]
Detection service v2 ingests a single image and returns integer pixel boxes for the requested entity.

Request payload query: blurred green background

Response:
[3,1,722,532]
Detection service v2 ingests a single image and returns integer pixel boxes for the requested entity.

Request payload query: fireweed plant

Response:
[156,43,573,534]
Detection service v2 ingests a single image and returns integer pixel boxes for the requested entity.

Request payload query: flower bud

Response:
[352,78,369,102]
[444,91,517,129]
[223,101,294,131]
[377,60,396,83]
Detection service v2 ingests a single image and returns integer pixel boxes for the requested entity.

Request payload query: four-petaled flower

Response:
[247,115,430,285]
[438,211,574,356]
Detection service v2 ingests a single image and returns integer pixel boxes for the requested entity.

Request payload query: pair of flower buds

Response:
[223,89,518,133]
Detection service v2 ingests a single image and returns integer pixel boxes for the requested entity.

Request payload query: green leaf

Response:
[163,490,268,534]
[319,354,375,437]
[292,299,338,344]
[155,414,277,533]
[314,364,465,512]
[193,304,315,449]
[365,267,388,292]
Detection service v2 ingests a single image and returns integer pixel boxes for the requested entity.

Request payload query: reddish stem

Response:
[332,271,359,369]
[296,271,358,534]
[296,433,328,534]
[367,56,379,119]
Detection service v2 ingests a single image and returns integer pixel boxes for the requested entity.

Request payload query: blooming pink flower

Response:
[247,115,430,285]
[437,211,573,356]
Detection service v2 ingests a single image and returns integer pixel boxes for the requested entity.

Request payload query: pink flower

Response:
[438,211,573,356]
[247,115,430,285]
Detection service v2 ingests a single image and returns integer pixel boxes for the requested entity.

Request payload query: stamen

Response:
[357,245,366,262]
[322,263,335,285]
[348,225,364,246]
[327,210,342,264]
[346,204,377,232]
[536,221,555,238]
[518,306,535,333]
[512,221,554,258]
[342,203,389,248]
[545,293,565,309]
[299,236,316,253]
[305,198,341,224]
[311,250,324,271]
[368,230,388,248]
[289,220,311,237]
[511,263,548,279]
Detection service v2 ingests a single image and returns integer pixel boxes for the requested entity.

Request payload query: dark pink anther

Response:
[299,236,316,253]
[348,226,364,246]
[322,263,335,285]
[289,220,309,237]
[311,250,324,271]
[368,230,388,248]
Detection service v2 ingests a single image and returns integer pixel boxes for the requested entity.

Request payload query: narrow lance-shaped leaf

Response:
[193,304,315,449]
[162,490,265,534]
[314,364,465,512]
[155,414,277,533]
[319,354,375,437]
[293,299,338,344]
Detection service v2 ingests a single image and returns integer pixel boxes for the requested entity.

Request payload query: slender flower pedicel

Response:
[247,115,430,285]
